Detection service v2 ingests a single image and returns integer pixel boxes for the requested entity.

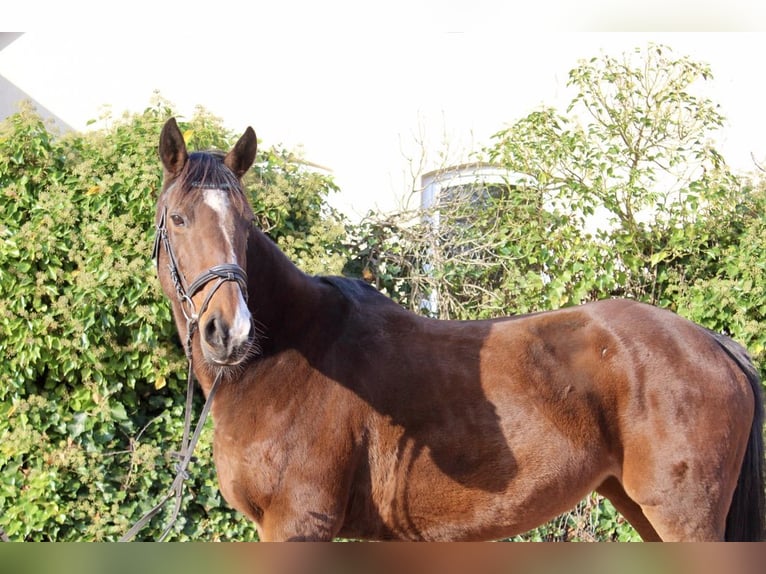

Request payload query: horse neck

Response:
[244,226,321,349]
[188,226,319,396]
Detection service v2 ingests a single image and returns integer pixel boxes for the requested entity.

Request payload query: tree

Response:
[487,43,741,307]
[361,43,752,320]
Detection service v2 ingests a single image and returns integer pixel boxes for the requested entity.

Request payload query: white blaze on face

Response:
[204,188,237,263]
[203,188,252,346]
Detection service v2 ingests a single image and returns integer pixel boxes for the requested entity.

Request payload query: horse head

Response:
[156,118,257,367]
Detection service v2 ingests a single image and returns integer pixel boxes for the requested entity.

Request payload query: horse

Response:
[153,117,765,541]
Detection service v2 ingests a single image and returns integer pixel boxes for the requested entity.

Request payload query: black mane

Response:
[319,275,398,308]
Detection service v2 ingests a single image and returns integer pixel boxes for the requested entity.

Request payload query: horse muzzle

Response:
[199,288,254,367]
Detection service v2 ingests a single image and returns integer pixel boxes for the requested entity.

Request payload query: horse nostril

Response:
[204,313,229,350]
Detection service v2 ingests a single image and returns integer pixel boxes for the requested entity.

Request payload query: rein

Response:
[120,205,248,542]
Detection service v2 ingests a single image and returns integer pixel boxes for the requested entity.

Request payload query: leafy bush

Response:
[0,99,345,541]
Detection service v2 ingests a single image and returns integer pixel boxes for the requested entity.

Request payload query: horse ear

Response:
[224,127,257,178]
[159,118,188,177]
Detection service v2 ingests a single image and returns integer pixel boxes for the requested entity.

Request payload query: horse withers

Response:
[153,117,765,541]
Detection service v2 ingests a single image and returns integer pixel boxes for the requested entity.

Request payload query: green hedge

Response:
[0,101,345,541]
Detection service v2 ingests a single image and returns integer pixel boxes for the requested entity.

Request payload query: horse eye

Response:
[170,214,186,227]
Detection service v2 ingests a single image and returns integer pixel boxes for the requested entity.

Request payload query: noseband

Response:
[152,205,249,357]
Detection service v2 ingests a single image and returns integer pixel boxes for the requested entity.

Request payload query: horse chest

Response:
[209,387,360,539]
[211,422,285,524]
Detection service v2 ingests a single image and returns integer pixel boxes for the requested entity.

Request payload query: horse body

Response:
[154,119,764,541]
[206,243,751,541]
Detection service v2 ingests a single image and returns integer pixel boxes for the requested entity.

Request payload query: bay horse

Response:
[154,117,764,541]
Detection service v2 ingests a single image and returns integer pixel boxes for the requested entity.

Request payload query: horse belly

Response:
[351,414,609,541]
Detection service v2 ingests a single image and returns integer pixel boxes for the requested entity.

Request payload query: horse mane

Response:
[319,275,400,310]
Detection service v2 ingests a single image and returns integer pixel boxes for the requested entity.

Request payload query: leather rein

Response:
[120,201,249,542]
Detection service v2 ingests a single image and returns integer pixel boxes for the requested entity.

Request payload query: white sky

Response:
[2,4,765,220]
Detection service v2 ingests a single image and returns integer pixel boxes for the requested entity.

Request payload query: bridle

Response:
[121,189,250,542]
[152,202,249,358]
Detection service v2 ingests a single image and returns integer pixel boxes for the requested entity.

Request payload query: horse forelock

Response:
[163,151,249,214]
